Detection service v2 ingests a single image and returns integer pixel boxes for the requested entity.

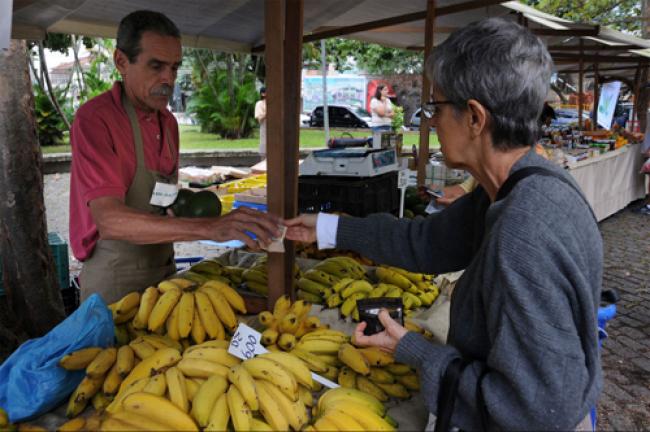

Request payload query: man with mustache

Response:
[69,10,280,303]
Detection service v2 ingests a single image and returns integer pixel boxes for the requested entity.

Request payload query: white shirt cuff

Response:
[316,213,339,250]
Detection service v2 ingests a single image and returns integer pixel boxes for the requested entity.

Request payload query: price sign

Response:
[228,323,268,360]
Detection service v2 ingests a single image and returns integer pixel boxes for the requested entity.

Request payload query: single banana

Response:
[191,374,229,427]
[272,295,292,320]
[261,328,279,346]
[298,384,314,407]
[295,339,342,355]
[91,391,112,412]
[369,283,392,298]
[246,280,268,295]
[385,363,412,376]
[226,385,252,431]
[119,348,181,391]
[368,366,396,384]
[194,290,226,340]
[102,362,122,395]
[165,367,189,413]
[340,292,367,317]
[258,310,276,328]
[199,286,237,330]
[242,357,298,401]
[227,364,259,411]
[297,277,328,295]
[57,417,86,432]
[278,332,297,351]
[142,373,167,396]
[177,292,195,339]
[396,373,420,391]
[330,277,356,293]
[338,366,358,388]
[313,415,340,431]
[256,379,305,431]
[141,334,182,352]
[340,280,373,299]
[290,348,329,373]
[147,287,182,332]
[376,381,410,399]
[303,269,339,286]
[115,345,135,378]
[71,375,104,404]
[121,392,198,431]
[132,286,159,329]
[102,410,170,431]
[290,299,313,321]
[297,289,322,304]
[86,347,117,378]
[190,309,206,344]
[105,376,148,414]
[356,375,388,402]
[59,347,102,370]
[129,337,157,360]
[112,291,140,316]
[157,279,180,293]
[259,351,313,389]
[167,277,198,290]
[242,268,268,285]
[325,293,343,308]
[249,417,274,431]
[254,381,289,431]
[329,402,394,431]
[183,340,229,354]
[324,408,366,431]
[184,347,239,367]
[358,347,395,366]
[184,378,200,402]
[177,358,230,379]
[278,313,300,334]
[206,392,230,431]
[322,365,339,381]
[202,280,247,313]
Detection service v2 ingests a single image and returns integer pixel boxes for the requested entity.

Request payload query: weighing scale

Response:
[299,147,399,177]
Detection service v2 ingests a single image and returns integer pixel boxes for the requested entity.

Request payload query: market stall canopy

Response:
[11,0,649,81]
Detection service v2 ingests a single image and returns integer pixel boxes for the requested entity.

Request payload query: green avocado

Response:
[170,188,195,217]
[186,190,222,217]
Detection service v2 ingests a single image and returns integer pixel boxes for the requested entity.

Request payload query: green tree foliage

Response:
[303,39,424,74]
[524,0,642,34]
[186,49,259,138]
[33,85,70,146]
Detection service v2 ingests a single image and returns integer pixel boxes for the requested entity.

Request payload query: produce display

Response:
[3,253,441,431]
[295,258,439,319]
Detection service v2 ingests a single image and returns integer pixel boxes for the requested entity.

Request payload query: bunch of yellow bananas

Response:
[373,266,439,312]
[258,296,323,351]
[242,255,301,296]
[100,341,315,431]
[336,344,420,402]
[58,345,137,418]
[307,387,397,431]
[108,275,246,348]
[295,257,367,304]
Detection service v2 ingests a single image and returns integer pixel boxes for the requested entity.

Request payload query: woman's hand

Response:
[284,214,318,243]
[353,309,408,354]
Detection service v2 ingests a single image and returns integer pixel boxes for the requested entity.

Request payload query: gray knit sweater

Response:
[336,151,603,430]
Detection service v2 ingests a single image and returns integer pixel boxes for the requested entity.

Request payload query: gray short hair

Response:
[427,18,553,150]
[117,10,180,63]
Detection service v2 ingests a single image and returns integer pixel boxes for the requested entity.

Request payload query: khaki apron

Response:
[80,90,177,304]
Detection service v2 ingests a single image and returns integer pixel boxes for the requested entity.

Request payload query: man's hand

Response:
[207,207,282,250]
[284,214,318,243]
[353,309,408,354]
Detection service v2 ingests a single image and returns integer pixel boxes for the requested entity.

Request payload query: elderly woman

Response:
[286,18,601,431]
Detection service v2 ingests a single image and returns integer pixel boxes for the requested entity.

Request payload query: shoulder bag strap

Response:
[435,358,470,432]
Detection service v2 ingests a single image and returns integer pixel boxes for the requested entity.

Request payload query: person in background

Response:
[286,18,601,431]
[370,84,394,132]
[255,87,267,160]
[639,107,650,215]
[69,11,280,304]
[539,101,556,127]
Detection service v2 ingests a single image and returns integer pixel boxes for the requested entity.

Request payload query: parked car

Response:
[300,113,310,127]
[409,108,435,131]
[551,108,591,127]
[308,105,371,128]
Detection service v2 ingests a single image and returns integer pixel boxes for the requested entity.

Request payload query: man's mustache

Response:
[150,85,173,97]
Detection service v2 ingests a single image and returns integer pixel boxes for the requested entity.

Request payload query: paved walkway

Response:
[597,203,650,431]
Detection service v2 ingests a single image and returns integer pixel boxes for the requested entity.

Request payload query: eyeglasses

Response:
[421,100,454,119]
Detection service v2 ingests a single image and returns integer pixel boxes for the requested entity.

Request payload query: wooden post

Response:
[265,0,303,308]
[281,0,303,298]
[0,40,66,345]
[592,60,599,130]
[417,0,435,186]
[578,39,584,130]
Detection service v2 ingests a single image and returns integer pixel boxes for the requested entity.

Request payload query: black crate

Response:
[61,277,81,316]
[299,172,399,217]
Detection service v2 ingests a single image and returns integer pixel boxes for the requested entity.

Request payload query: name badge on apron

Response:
[150,182,178,207]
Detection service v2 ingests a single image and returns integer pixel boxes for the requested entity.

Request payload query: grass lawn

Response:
[41,125,439,154]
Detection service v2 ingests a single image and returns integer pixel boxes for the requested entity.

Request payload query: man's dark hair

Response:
[117,10,180,63]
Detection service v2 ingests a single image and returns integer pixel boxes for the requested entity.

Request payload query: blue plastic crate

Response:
[0,232,70,296]
[232,201,268,212]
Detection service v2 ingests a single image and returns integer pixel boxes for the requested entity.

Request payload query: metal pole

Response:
[321,39,329,145]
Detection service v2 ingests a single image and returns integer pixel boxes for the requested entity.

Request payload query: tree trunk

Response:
[638,0,650,132]
[71,35,86,95]
[38,41,71,131]
[0,40,66,340]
